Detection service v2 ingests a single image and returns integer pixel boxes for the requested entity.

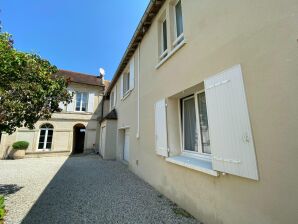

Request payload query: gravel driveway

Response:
[0,155,199,224]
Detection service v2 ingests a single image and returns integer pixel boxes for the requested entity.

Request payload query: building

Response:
[0,70,108,158]
[98,0,298,223]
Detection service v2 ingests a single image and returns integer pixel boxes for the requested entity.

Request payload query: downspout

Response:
[136,44,141,139]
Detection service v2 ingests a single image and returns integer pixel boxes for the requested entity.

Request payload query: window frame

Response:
[122,72,130,97]
[180,90,211,160]
[172,0,184,47]
[75,91,89,112]
[37,123,54,151]
[159,14,168,60]
[110,89,116,110]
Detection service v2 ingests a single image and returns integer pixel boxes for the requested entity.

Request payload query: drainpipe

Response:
[136,44,141,139]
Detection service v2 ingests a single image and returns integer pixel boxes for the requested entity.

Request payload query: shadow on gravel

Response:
[0,184,23,196]
[20,155,199,224]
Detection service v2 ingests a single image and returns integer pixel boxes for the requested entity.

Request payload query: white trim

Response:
[155,38,187,69]
[180,90,212,158]
[75,92,89,112]
[172,33,184,47]
[118,125,130,130]
[172,0,184,46]
[159,49,168,60]
[121,89,132,101]
[166,155,218,176]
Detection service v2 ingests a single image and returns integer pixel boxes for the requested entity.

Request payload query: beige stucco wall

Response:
[109,0,298,223]
[0,82,102,157]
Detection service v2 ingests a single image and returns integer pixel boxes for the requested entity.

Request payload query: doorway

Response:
[123,129,129,162]
[99,125,106,156]
[73,124,86,154]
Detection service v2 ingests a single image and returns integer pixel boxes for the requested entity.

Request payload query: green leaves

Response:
[0,32,72,134]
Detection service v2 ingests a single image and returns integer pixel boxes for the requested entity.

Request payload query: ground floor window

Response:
[181,91,211,155]
[38,123,54,150]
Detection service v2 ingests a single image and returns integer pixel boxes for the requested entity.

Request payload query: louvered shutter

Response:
[67,89,75,112]
[154,99,168,157]
[87,93,95,112]
[120,75,123,99]
[205,65,258,180]
[129,57,135,90]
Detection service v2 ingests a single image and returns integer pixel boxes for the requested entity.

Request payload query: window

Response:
[75,92,88,112]
[38,123,54,150]
[181,91,211,155]
[123,72,130,96]
[110,90,116,110]
[159,16,168,59]
[174,0,184,43]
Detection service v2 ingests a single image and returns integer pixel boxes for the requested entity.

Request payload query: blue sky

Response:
[0,0,149,80]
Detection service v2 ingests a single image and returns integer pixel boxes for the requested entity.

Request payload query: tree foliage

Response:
[0,30,72,134]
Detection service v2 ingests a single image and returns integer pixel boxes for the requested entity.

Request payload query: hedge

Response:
[12,141,29,150]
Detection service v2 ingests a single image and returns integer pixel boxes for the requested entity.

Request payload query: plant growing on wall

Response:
[0,28,72,134]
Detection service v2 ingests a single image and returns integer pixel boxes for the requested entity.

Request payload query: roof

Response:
[105,0,166,95]
[99,109,118,123]
[55,69,104,87]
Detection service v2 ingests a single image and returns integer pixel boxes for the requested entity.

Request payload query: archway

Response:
[73,124,86,154]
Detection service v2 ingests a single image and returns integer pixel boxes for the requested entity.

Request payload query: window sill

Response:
[166,155,218,176]
[155,38,187,69]
[121,89,132,101]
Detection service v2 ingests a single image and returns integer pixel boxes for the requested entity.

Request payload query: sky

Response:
[0,0,149,80]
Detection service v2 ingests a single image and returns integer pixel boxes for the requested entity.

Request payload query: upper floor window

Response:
[75,92,88,112]
[159,14,168,60]
[110,89,116,110]
[123,72,130,96]
[174,0,184,44]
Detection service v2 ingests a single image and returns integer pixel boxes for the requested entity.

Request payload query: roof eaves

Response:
[105,0,166,95]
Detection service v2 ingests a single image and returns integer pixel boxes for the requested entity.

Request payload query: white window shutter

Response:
[58,102,65,111]
[67,89,75,112]
[87,93,95,112]
[154,99,168,157]
[120,75,123,99]
[129,57,135,90]
[205,65,258,180]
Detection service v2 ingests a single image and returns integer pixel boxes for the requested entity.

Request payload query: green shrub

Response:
[12,141,29,150]
[0,195,5,221]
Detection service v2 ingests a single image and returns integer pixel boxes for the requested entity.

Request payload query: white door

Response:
[123,129,129,162]
[100,126,106,156]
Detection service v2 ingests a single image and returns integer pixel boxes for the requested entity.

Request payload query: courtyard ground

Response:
[0,155,199,224]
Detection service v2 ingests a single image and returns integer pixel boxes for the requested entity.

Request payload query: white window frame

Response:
[159,15,168,60]
[122,72,130,97]
[75,91,88,112]
[180,90,211,160]
[172,0,184,47]
[37,124,54,151]
[110,89,116,110]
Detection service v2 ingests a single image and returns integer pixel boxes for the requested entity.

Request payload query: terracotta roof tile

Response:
[55,69,102,86]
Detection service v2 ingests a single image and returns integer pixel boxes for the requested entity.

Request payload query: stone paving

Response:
[0,155,200,224]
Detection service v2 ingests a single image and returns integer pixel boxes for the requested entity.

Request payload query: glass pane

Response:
[82,93,88,111]
[47,130,53,137]
[46,142,52,149]
[175,0,183,37]
[76,92,82,111]
[162,20,167,51]
[38,143,44,149]
[183,97,197,151]
[197,92,211,154]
